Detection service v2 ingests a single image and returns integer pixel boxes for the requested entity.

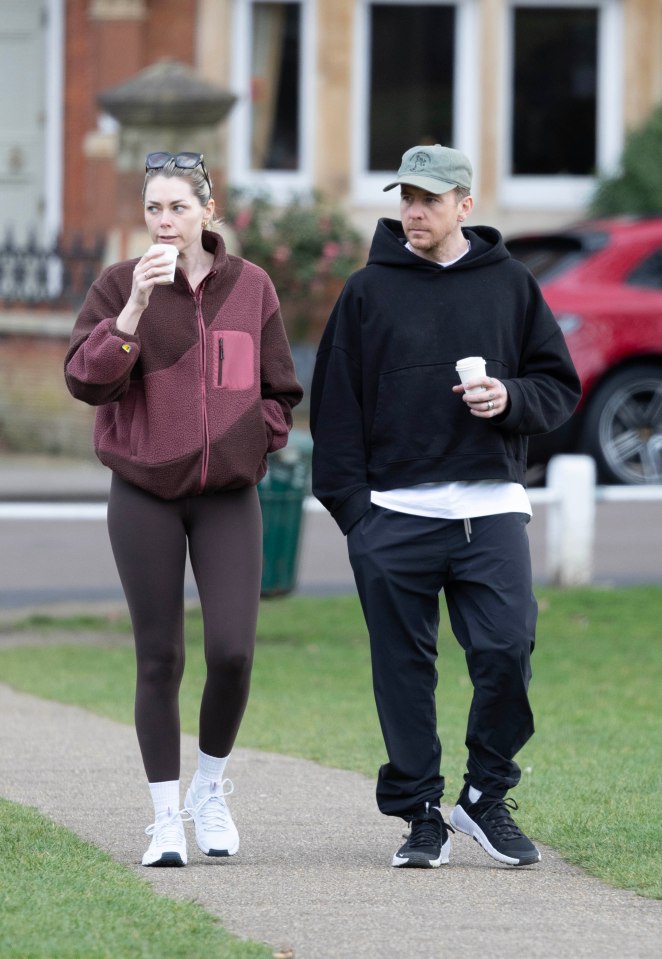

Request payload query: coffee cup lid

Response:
[455,356,485,369]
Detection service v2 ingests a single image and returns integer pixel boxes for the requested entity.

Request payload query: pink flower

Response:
[322,241,340,260]
[235,209,253,230]
[272,244,291,263]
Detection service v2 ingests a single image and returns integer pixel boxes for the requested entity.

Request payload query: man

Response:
[310,144,581,869]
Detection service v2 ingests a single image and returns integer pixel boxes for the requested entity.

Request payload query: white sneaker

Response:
[183,771,239,857]
[142,807,187,867]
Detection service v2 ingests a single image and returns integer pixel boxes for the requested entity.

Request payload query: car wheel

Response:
[580,364,662,484]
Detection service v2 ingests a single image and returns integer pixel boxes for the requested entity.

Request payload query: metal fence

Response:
[0,230,105,309]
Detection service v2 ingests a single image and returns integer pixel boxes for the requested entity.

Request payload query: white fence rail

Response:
[532,455,662,585]
[0,503,107,521]
[1,455,661,587]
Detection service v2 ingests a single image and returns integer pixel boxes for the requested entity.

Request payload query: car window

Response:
[506,236,596,281]
[626,248,662,289]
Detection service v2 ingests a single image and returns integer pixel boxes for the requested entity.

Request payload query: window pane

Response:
[369,4,455,171]
[507,230,608,279]
[627,249,662,290]
[506,236,591,281]
[251,2,300,171]
[512,7,598,175]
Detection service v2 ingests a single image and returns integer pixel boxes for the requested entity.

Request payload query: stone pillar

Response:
[97,59,236,260]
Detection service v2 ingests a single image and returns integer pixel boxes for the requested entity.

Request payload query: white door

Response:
[0,0,46,240]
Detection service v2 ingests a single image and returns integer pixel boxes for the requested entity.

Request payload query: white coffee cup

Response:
[147,243,179,284]
[455,356,487,393]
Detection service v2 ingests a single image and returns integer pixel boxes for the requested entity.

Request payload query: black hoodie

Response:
[310,218,581,534]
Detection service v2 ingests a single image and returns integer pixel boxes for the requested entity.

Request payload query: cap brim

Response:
[383,174,459,195]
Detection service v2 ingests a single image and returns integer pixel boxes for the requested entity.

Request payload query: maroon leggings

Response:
[107,474,262,782]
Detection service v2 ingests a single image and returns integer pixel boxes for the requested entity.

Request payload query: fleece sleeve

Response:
[260,303,304,453]
[309,291,371,534]
[64,267,141,407]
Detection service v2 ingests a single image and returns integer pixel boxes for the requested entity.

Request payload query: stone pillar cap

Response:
[98,59,236,126]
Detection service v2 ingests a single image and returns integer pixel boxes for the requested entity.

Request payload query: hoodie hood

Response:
[366,217,510,271]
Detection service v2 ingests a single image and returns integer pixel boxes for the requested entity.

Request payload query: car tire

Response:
[579,363,662,484]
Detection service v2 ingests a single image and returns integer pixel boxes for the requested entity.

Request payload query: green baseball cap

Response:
[383,144,473,194]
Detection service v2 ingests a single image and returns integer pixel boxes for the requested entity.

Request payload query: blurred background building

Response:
[1,0,662,459]
[2,0,662,247]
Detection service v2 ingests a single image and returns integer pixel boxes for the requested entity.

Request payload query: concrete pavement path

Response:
[1,680,660,959]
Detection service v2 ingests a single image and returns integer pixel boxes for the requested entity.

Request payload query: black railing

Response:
[0,230,105,310]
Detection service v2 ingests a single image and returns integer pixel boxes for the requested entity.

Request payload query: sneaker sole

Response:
[392,837,451,869]
[194,831,239,857]
[203,844,239,857]
[143,851,186,867]
[450,805,541,866]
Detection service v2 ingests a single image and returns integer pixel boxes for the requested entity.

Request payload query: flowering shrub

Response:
[223,188,366,341]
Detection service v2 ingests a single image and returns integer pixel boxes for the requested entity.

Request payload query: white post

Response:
[546,455,597,587]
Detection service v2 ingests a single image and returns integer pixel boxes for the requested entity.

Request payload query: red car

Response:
[506,217,662,484]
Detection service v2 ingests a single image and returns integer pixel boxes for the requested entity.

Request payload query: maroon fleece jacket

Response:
[65,231,303,499]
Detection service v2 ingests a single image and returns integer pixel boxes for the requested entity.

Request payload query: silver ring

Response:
[487,400,494,410]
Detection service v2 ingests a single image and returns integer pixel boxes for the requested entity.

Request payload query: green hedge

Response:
[590,103,662,215]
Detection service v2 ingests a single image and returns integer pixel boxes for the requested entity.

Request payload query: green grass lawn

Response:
[0,585,660,958]
[0,798,272,959]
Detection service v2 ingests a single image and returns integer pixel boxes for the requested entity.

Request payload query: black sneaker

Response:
[392,802,453,868]
[450,784,541,866]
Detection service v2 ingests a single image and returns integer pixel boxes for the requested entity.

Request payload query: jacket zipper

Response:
[195,287,210,492]
[218,336,224,386]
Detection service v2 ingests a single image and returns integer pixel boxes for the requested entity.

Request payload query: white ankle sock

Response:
[197,749,229,783]
[468,785,482,804]
[148,780,180,819]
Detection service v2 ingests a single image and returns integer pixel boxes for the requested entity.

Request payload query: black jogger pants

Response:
[347,506,538,819]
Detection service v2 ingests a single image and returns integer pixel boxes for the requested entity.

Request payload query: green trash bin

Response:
[258,429,313,597]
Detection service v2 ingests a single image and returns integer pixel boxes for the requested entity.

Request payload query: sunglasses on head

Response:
[145,152,212,196]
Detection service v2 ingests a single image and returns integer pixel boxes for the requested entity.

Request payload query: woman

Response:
[65,151,302,867]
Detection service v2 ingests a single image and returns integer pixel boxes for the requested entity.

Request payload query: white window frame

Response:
[351,0,480,206]
[45,0,65,242]
[501,0,623,209]
[228,0,316,199]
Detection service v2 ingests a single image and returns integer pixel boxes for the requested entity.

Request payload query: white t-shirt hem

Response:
[370,481,532,519]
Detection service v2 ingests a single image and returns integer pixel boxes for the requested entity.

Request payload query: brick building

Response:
[2,0,662,247]
[1,0,662,456]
